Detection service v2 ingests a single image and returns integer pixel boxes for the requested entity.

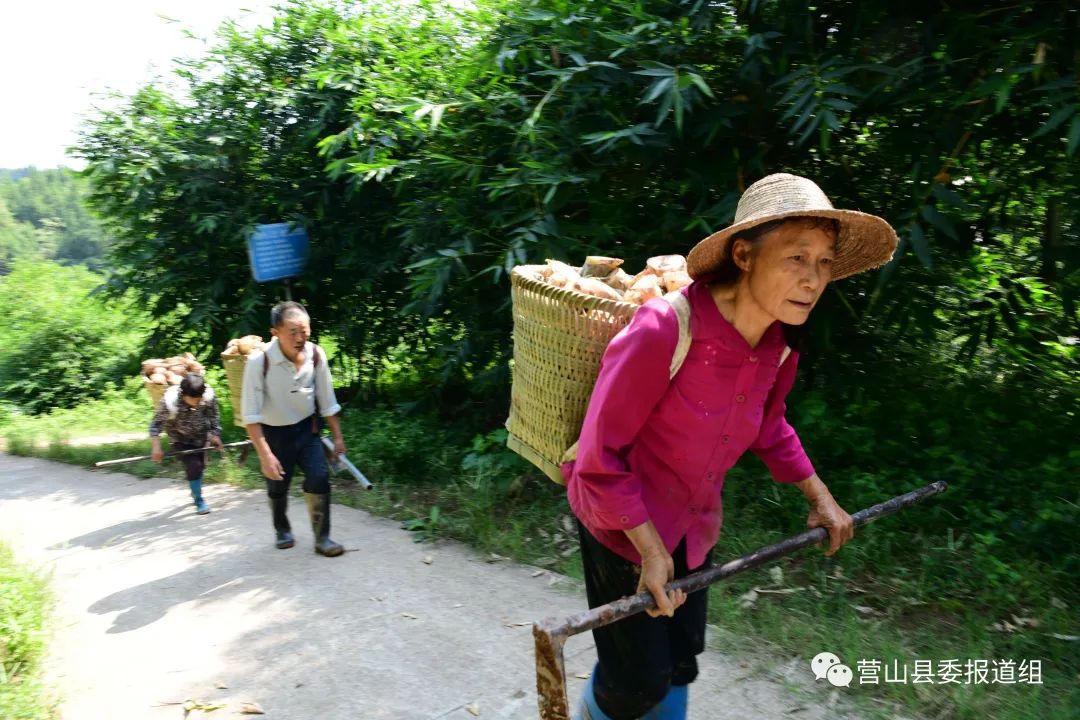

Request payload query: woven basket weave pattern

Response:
[143,377,167,408]
[221,353,249,428]
[505,265,640,483]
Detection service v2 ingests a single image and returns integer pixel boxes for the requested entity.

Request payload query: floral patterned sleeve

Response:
[149,398,169,437]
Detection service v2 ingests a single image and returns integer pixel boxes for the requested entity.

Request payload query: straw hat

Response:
[686,173,898,281]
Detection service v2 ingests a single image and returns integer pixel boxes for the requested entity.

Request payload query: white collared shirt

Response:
[241,338,342,427]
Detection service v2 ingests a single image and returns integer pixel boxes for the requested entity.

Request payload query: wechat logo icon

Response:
[812,651,853,688]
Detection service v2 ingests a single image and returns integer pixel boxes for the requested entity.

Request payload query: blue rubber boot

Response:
[188,478,210,514]
[574,668,614,720]
[643,684,688,720]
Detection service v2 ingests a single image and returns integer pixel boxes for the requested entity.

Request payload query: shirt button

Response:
[689,505,698,514]
[620,515,630,524]
[706,472,714,480]
[722,435,730,444]
[736,394,746,403]
[748,355,758,363]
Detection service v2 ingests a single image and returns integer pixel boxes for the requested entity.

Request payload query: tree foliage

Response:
[0,168,111,272]
[76,0,1078,399]
[76,1,488,372]
[0,262,149,414]
[0,198,38,274]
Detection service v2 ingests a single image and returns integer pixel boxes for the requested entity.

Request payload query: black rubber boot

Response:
[304,492,344,557]
[270,495,295,549]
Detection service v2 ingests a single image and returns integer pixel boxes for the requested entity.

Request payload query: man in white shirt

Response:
[241,301,348,557]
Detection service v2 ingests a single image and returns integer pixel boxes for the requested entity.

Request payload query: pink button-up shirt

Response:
[563,280,816,569]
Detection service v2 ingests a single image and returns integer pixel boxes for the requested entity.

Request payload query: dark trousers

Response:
[578,522,711,720]
[261,418,330,498]
[172,438,208,481]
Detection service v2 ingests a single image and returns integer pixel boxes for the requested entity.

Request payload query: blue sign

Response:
[247,223,310,283]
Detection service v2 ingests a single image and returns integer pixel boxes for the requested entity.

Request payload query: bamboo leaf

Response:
[1068,115,1080,156]
[673,86,685,132]
[931,184,970,211]
[687,72,715,99]
[797,115,821,145]
[921,205,958,241]
[1031,105,1076,138]
[641,77,674,105]
[824,98,856,112]
[908,221,932,268]
[776,81,809,108]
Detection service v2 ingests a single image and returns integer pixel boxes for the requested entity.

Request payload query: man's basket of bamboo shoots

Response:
[505,255,690,483]
[220,335,267,428]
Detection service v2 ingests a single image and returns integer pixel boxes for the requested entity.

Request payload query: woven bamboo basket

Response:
[221,352,250,428]
[143,377,168,407]
[505,265,641,483]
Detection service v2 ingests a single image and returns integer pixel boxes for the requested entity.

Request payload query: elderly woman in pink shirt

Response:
[564,174,898,720]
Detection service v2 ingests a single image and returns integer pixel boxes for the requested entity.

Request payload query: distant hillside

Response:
[0,167,110,273]
[0,168,35,183]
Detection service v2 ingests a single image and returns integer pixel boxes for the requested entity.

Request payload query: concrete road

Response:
[0,453,855,720]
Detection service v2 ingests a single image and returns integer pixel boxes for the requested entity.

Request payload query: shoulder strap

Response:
[666,292,789,369]
[310,343,322,420]
[660,291,692,379]
[164,386,180,420]
[560,295,691,465]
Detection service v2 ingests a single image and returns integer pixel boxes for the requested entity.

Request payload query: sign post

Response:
[247,223,310,298]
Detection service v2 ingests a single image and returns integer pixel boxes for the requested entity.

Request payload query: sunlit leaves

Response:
[74,0,1079,407]
[632,61,715,131]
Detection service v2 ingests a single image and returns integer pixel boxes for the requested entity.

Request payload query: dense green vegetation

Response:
[0,542,54,720]
[0,262,149,415]
[0,1,1075,718]
[0,168,110,272]
[73,1,1079,392]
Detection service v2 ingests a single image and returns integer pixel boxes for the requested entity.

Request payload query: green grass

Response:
[0,366,245,449]
[0,543,54,720]
[3,401,1077,720]
[703,497,1080,720]
[0,377,150,446]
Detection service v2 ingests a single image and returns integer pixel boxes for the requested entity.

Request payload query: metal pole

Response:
[283,277,293,301]
[319,437,374,490]
[533,481,947,719]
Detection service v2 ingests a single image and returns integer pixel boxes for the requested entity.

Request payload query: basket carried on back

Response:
[143,377,168,407]
[220,352,249,428]
[141,353,204,407]
[505,265,640,483]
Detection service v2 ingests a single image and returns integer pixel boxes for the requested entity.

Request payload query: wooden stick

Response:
[94,441,251,467]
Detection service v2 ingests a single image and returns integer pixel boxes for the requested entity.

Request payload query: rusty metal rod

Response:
[554,481,946,636]
[533,481,947,719]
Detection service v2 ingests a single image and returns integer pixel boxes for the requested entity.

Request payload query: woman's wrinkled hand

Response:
[638,549,686,618]
[806,496,855,556]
